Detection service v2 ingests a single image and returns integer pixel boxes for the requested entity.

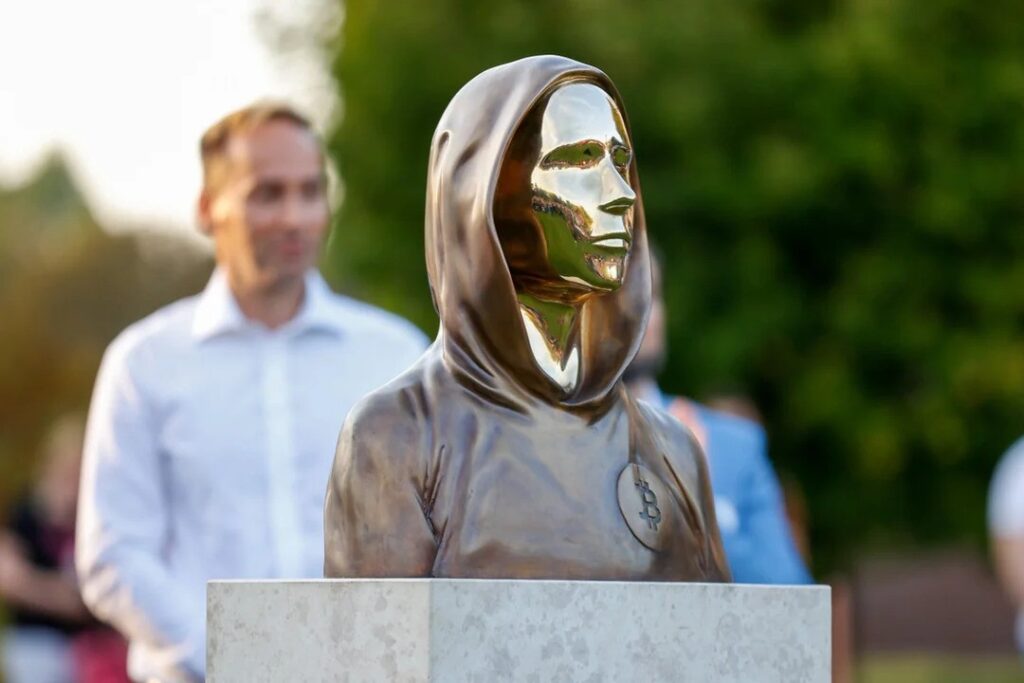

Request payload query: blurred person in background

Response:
[1,415,129,683]
[706,392,812,564]
[989,436,1024,652]
[76,103,428,683]
[624,254,811,585]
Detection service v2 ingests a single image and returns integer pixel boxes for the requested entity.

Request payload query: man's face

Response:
[199,119,328,291]
[530,82,636,291]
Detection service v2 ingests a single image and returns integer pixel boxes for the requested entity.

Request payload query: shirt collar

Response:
[290,270,347,337]
[192,268,345,341]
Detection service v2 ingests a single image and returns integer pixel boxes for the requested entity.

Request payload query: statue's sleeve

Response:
[323,396,437,577]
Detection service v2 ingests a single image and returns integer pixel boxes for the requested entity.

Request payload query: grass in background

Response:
[860,655,1023,683]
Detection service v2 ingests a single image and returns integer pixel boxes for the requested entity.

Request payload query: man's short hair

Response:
[200,102,321,191]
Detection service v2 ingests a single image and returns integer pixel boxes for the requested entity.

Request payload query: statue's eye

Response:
[541,141,604,169]
[611,145,632,170]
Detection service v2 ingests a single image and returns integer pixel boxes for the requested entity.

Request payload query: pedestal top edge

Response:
[207,578,830,594]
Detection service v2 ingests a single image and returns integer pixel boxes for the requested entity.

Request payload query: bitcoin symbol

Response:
[635,478,662,531]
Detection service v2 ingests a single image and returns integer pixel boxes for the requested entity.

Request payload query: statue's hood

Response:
[424,55,652,415]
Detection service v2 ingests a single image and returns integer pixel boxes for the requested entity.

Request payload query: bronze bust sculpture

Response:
[324,55,730,582]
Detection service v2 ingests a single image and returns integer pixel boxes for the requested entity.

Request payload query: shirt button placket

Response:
[262,334,303,577]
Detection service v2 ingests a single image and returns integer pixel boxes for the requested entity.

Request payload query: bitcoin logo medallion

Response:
[616,463,673,551]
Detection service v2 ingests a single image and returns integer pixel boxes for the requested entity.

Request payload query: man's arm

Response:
[0,531,91,623]
[76,338,206,681]
[737,427,813,585]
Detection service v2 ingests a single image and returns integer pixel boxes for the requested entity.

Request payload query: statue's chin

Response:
[582,254,628,291]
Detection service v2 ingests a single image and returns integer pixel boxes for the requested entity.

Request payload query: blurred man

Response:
[624,256,811,584]
[76,103,427,682]
[989,437,1024,651]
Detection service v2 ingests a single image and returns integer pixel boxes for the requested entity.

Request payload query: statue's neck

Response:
[516,291,582,393]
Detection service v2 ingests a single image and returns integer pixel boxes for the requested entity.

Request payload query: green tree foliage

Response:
[0,157,211,513]
[324,0,1024,571]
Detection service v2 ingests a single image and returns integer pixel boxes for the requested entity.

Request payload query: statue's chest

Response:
[429,425,701,579]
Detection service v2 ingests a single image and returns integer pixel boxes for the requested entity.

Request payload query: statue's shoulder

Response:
[631,396,706,482]
[341,364,430,438]
[335,353,443,478]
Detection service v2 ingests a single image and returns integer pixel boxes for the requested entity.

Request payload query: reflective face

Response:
[530,82,636,291]
[199,119,328,292]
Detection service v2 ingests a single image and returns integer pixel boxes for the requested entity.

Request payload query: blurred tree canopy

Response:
[323,0,1024,571]
[0,157,211,514]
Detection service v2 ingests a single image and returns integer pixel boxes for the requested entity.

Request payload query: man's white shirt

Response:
[989,437,1024,652]
[76,269,428,682]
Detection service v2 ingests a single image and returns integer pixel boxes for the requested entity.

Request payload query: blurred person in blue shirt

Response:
[624,255,811,585]
[76,103,428,683]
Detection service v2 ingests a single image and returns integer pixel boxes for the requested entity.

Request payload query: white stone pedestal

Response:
[208,579,830,682]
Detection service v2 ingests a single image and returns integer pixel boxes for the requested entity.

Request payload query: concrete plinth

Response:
[208,579,830,682]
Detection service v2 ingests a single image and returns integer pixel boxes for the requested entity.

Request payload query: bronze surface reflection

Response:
[324,55,730,583]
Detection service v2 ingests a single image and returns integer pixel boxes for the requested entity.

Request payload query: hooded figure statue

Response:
[324,55,730,582]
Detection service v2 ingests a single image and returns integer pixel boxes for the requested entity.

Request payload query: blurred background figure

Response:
[0,415,128,683]
[624,255,811,585]
[989,437,1024,653]
[706,392,813,564]
[0,416,85,683]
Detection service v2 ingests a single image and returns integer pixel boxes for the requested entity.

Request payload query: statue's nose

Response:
[598,161,636,215]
